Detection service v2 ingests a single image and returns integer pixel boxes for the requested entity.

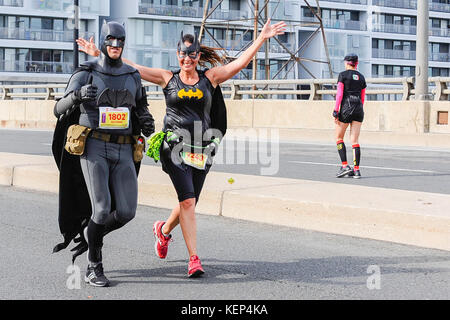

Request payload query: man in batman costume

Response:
[52,21,155,287]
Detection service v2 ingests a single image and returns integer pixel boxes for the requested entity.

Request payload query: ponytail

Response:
[199,45,225,67]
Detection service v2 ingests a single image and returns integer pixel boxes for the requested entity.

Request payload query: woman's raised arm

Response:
[76,37,172,87]
[205,19,286,87]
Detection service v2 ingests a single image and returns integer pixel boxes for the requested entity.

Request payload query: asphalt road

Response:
[1,185,449,301]
[1,128,450,194]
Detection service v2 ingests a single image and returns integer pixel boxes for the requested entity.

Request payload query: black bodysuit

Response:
[160,69,216,203]
[163,69,214,143]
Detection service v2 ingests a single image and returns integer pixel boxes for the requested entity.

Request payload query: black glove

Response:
[332,110,339,119]
[73,75,97,103]
[141,113,155,137]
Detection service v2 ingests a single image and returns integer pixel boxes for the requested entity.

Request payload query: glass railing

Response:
[429,27,449,38]
[302,16,367,31]
[372,48,416,60]
[0,27,94,42]
[372,23,416,35]
[430,1,450,13]
[0,0,23,7]
[323,19,367,31]
[0,61,74,73]
[322,0,368,4]
[430,52,450,62]
[138,3,247,20]
[372,0,450,13]
[30,0,105,14]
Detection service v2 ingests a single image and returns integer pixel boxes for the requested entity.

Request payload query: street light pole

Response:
[73,0,80,70]
[415,0,430,100]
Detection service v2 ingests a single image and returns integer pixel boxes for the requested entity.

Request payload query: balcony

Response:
[430,27,449,38]
[322,0,368,4]
[372,49,449,62]
[138,3,248,21]
[30,0,105,14]
[302,16,367,31]
[372,23,416,35]
[372,0,450,13]
[0,27,95,42]
[372,48,416,60]
[0,61,74,74]
[0,0,23,6]
[430,52,450,62]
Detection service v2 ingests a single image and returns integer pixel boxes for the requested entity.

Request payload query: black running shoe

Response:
[336,166,353,178]
[353,170,361,179]
[85,263,110,287]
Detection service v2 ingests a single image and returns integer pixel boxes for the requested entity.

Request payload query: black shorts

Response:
[160,140,209,203]
[339,96,364,123]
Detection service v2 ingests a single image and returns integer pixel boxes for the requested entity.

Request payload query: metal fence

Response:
[1,77,449,101]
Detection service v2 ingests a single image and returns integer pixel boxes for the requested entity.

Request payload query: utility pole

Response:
[73,0,80,70]
[415,0,430,100]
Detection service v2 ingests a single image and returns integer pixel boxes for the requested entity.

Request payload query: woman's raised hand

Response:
[259,19,287,40]
[76,36,101,57]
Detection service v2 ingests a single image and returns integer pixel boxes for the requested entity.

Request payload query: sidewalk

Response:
[0,152,449,252]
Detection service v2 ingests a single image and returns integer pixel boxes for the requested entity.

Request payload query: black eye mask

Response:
[177,31,200,58]
[105,37,125,49]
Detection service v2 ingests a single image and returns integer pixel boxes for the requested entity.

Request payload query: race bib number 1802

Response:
[98,107,130,129]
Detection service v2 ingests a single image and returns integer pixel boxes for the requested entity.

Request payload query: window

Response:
[431,19,441,28]
[41,18,52,30]
[350,11,359,21]
[372,39,379,49]
[384,65,393,76]
[30,17,41,30]
[385,14,393,24]
[229,0,240,11]
[303,7,314,18]
[372,64,379,76]
[278,33,288,43]
[385,40,393,50]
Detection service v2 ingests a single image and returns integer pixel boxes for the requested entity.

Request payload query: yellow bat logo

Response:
[177,88,203,100]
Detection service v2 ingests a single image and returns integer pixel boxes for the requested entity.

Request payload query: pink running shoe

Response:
[188,255,205,278]
[153,221,172,259]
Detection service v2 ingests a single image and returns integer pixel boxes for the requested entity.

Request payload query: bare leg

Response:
[178,198,197,257]
[350,121,362,145]
[335,120,350,142]
[162,205,180,235]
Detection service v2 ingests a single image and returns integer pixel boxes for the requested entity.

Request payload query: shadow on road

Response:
[107,255,450,287]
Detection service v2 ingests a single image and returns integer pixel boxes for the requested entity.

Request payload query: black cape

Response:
[52,67,143,262]
[210,84,227,139]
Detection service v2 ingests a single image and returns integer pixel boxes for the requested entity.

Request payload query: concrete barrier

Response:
[1,152,449,252]
[2,99,450,136]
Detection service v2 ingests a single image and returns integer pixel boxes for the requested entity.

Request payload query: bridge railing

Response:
[1,77,449,101]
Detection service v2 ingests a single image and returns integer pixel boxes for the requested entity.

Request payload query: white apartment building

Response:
[297,0,450,80]
[1,0,448,86]
[0,0,109,83]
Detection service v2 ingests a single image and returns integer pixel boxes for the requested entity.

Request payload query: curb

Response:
[1,152,449,252]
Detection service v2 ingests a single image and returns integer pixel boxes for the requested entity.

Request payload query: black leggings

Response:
[160,140,209,203]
